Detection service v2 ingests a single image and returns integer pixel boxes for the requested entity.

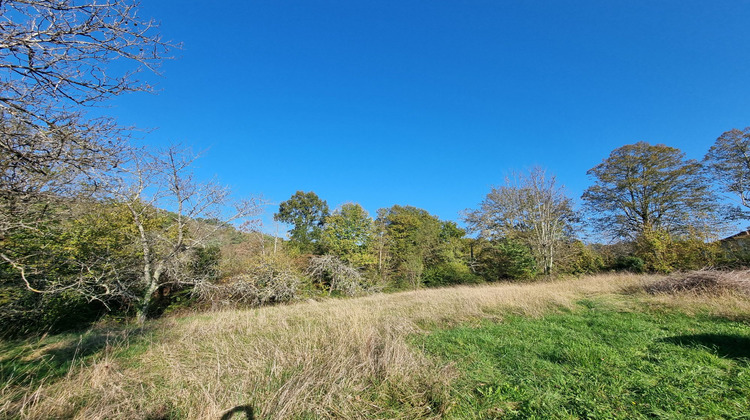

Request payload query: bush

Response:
[612,256,645,273]
[671,238,723,271]
[562,241,605,275]
[0,287,107,338]
[476,239,537,281]
[633,228,725,273]
[195,262,302,308]
[634,228,676,273]
[422,261,482,288]
[308,255,379,296]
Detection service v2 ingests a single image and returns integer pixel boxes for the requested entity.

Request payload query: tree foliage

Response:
[582,142,716,240]
[320,203,375,267]
[274,191,329,254]
[474,238,538,281]
[376,205,443,289]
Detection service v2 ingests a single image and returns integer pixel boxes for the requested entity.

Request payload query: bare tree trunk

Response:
[136,276,159,324]
[274,222,279,255]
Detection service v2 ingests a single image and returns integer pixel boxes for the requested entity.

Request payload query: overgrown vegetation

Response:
[1,2,748,418]
[1,272,748,419]
[1,0,750,336]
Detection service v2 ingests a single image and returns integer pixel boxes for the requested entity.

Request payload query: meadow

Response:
[2,272,749,419]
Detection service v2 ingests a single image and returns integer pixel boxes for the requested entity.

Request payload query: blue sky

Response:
[109,0,750,232]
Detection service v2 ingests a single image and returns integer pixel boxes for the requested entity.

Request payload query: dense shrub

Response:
[561,241,606,275]
[422,261,482,288]
[0,287,108,338]
[633,228,725,273]
[634,228,676,273]
[476,239,537,281]
[671,238,723,271]
[612,256,645,273]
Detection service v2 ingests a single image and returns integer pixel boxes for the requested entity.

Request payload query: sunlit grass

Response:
[421,299,750,419]
[1,272,748,419]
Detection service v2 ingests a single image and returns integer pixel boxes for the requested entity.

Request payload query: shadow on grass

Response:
[0,326,149,388]
[659,334,750,360]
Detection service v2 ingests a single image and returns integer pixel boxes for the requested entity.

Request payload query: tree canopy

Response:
[274,191,330,253]
[582,142,715,240]
[320,203,375,267]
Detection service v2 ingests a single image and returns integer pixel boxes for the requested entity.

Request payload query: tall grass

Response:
[2,272,746,419]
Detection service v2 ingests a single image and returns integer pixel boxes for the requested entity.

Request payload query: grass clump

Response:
[420,299,750,419]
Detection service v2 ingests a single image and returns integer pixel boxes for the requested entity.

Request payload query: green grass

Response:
[420,299,750,419]
[0,326,149,391]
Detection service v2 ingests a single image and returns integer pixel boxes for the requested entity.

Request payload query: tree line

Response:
[1,0,750,336]
[272,132,750,296]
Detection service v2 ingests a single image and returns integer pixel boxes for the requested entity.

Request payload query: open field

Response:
[2,272,750,419]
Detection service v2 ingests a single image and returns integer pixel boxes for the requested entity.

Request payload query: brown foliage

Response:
[645,270,750,296]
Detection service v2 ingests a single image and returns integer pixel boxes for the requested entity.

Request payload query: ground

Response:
[1,272,749,419]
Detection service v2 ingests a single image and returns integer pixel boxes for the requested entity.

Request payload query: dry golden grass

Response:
[5,272,743,419]
[636,270,750,322]
[645,269,750,296]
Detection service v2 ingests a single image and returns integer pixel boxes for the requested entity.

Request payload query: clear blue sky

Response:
[109,0,750,231]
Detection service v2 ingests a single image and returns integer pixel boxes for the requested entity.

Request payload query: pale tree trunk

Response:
[136,273,158,324]
[129,199,156,324]
[136,262,165,324]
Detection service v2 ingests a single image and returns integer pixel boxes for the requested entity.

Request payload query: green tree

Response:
[422,222,478,287]
[320,203,376,267]
[274,191,330,254]
[377,205,443,289]
[704,127,750,220]
[474,238,537,281]
[582,142,716,240]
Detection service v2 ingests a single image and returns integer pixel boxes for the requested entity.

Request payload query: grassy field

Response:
[421,300,750,419]
[1,272,749,419]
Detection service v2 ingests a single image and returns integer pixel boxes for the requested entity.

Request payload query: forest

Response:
[1,0,750,337]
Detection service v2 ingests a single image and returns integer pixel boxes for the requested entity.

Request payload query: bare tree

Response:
[0,0,173,191]
[0,0,174,293]
[0,0,172,129]
[106,146,262,323]
[704,127,750,220]
[465,167,577,276]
